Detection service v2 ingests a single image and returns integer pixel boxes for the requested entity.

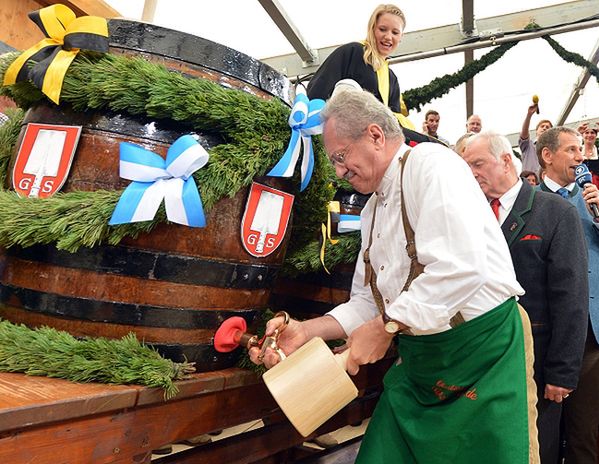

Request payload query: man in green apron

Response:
[252,88,539,463]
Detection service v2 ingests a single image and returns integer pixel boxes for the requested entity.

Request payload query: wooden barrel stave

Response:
[1,257,271,310]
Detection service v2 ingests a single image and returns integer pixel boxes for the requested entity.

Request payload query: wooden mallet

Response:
[214,315,358,437]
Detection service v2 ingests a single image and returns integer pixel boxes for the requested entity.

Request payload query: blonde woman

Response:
[307,4,434,144]
[308,4,405,110]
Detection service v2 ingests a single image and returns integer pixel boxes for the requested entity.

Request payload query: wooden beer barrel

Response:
[0,21,291,371]
[270,191,369,320]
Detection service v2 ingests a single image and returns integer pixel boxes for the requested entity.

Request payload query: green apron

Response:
[357,298,531,463]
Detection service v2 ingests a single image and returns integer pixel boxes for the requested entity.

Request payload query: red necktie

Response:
[490,198,501,220]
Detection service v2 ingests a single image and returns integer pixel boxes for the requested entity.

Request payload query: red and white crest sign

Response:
[12,123,82,198]
[241,182,294,258]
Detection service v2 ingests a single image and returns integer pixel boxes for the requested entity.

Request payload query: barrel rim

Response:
[8,244,280,289]
[107,18,290,103]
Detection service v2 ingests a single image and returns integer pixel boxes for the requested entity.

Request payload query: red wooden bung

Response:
[214,317,248,352]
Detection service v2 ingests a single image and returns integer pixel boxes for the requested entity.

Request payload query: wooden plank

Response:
[0,1,120,50]
[0,382,277,464]
[135,369,256,406]
[0,0,45,50]
[0,368,259,433]
[0,373,139,433]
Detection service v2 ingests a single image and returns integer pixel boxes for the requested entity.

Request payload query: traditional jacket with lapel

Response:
[503,181,588,389]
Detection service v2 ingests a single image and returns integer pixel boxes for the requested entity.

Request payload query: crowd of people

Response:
[250,3,599,463]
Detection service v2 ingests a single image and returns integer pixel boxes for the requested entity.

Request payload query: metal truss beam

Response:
[556,38,599,125]
[257,0,318,65]
[462,0,475,117]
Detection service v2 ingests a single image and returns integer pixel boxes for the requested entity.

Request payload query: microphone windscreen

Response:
[575,164,593,188]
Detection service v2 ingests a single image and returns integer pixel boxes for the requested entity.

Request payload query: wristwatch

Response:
[382,311,405,335]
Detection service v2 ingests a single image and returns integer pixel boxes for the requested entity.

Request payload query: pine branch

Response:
[283,232,361,276]
[0,190,159,252]
[0,108,24,186]
[0,320,195,399]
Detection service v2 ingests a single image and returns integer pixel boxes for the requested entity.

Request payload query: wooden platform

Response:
[0,358,391,463]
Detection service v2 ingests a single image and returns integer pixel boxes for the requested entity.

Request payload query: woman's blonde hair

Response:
[363,4,406,71]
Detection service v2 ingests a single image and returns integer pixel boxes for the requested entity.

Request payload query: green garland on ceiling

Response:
[542,36,599,83]
[524,21,599,83]
[0,51,335,254]
[402,42,518,111]
[403,21,599,112]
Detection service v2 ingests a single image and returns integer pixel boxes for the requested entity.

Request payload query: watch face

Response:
[384,320,400,334]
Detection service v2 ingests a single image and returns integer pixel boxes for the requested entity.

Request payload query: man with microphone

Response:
[463,131,588,463]
[537,126,599,463]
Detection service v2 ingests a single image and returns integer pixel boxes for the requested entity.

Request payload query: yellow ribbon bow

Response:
[320,200,341,274]
[3,4,109,104]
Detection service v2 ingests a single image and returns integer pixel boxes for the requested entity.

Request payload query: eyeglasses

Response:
[328,144,352,167]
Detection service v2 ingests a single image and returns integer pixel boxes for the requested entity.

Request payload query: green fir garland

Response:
[542,36,599,83]
[0,107,23,187]
[0,51,334,254]
[283,233,361,276]
[0,319,195,399]
[403,42,518,111]
[0,188,160,252]
[525,21,599,83]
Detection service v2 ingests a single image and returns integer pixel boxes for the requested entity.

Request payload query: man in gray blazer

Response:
[537,126,599,464]
[463,131,589,463]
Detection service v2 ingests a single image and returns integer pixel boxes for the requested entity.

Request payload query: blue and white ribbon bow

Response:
[109,135,209,227]
[268,86,324,191]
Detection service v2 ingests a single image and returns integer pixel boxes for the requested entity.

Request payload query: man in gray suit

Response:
[537,126,599,464]
[463,131,589,463]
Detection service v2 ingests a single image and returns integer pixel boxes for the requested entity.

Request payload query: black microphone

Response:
[574,164,599,219]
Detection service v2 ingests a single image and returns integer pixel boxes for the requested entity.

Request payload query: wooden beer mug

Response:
[214,314,358,437]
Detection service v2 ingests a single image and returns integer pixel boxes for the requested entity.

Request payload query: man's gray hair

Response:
[320,88,404,142]
[466,130,522,175]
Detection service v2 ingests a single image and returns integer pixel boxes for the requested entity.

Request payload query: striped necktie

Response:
[557,187,569,199]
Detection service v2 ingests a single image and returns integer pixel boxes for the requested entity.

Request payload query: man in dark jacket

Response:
[463,130,589,463]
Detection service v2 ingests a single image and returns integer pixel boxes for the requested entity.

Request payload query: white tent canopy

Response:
[104,0,599,145]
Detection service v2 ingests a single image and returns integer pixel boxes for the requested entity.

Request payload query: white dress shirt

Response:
[327,142,524,335]
[495,179,522,225]
[543,175,575,194]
